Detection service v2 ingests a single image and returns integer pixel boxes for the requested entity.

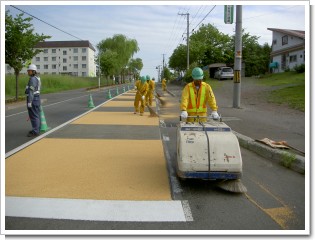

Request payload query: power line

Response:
[191,5,216,34]
[10,5,85,41]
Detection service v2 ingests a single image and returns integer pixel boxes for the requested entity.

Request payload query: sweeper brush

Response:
[155,94,166,106]
[176,116,247,193]
[216,179,247,193]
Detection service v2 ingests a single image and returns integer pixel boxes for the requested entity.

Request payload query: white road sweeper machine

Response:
[176,116,247,193]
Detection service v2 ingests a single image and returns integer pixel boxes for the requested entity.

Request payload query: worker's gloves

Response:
[210,111,219,120]
[141,95,145,100]
[180,111,188,119]
[27,102,32,108]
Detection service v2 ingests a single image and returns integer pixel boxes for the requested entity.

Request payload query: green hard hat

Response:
[192,67,204,80]
[141,76,146,83]
[146,75,150,80]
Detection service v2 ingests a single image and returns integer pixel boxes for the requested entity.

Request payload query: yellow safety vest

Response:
[187,83,207,113]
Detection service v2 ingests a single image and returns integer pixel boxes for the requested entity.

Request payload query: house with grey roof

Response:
[6,40,96,77]
[267,28,305,73]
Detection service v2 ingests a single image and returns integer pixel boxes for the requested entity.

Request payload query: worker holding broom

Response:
[180,67,219,122]
[134,76,148,116]
[25,64,41,137]
[161,78,167,91]
[145,75,155,106]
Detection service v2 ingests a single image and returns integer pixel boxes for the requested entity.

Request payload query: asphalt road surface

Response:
[4,82,306,234]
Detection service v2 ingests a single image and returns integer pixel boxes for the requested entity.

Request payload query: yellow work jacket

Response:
[148,80,155,91]
[135,81,148,97]
[180,81,218,113]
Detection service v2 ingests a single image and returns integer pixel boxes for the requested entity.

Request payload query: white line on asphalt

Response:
[182,200,194,221]
[5,94,90,118]
[6,197,188,222]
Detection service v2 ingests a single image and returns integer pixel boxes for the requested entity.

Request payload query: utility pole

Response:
[233,5,242,108]
[179,12,190,70]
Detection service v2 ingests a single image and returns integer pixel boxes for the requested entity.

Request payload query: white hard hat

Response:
[27,64,37,72]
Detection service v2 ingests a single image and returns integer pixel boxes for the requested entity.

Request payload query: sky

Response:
[3,1,307,80]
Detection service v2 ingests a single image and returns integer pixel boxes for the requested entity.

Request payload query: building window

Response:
[82,56,87,61]
[63,50,67,55]
[272,39,277,45]
[73,56,78,61]
[74,64,78,69]
[36,57,40,62]
[44,65,49,69]
[282,35,288,45]
[82,48,87,53]
[82,64,87,68]
[63,58,67,63]
[52,64,57,69]
[52,49,56,53]
[52,57,56,61]
[73,48,78,53]
[36,65,40,69]
[289,55,297,62]
[82,72,87,76]
[63,66,67,71]
[44,57,48,61]
[43,49,48,53]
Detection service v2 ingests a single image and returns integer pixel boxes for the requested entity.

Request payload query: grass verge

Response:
[258,72,305,112]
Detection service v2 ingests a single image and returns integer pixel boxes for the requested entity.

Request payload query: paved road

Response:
[4,82,306,233]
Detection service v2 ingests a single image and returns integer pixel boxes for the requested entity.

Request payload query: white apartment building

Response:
[267,28,305,72]
[6,40,96,77]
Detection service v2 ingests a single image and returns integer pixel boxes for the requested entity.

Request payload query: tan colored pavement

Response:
[6,91,171,201]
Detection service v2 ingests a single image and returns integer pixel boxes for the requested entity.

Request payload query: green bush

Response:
[294,64,305,73]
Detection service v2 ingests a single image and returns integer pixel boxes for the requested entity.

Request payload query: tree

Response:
[190,23,233,66]
[97,34,139,82]
[5,10,51,101]
[239,32,271,76]
[128,58,143,80]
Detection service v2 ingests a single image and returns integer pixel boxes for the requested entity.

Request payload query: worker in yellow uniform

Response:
[145,75,155,106]
[162,78,167,91]
[134,76,148,116]
[180,67,219,122]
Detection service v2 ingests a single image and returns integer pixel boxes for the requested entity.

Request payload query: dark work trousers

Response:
[27,95,41,134]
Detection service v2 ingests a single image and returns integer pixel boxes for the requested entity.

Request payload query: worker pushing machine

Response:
[145,75,155,106]
[180,67,219,122]
[134,76,148,116]
[25,64,41,137]
[161,78,167,91]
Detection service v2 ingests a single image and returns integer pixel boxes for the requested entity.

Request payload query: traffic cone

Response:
[123,87,126,92]
[127,85,130,91]
[108,89,112,99]
[116,87,119,95]
[88,94,95,108]
[40,106,50,132]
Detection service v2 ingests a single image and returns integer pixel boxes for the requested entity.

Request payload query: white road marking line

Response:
[182,200,194,221]
[6,197,188,222]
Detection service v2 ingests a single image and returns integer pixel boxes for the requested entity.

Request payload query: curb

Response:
[234,131,305,174]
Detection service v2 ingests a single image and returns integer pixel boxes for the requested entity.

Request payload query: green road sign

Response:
[224,5,234,24]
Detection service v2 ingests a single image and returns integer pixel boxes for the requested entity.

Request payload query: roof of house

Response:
[267,28,305,39]
[35,40,96,51]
